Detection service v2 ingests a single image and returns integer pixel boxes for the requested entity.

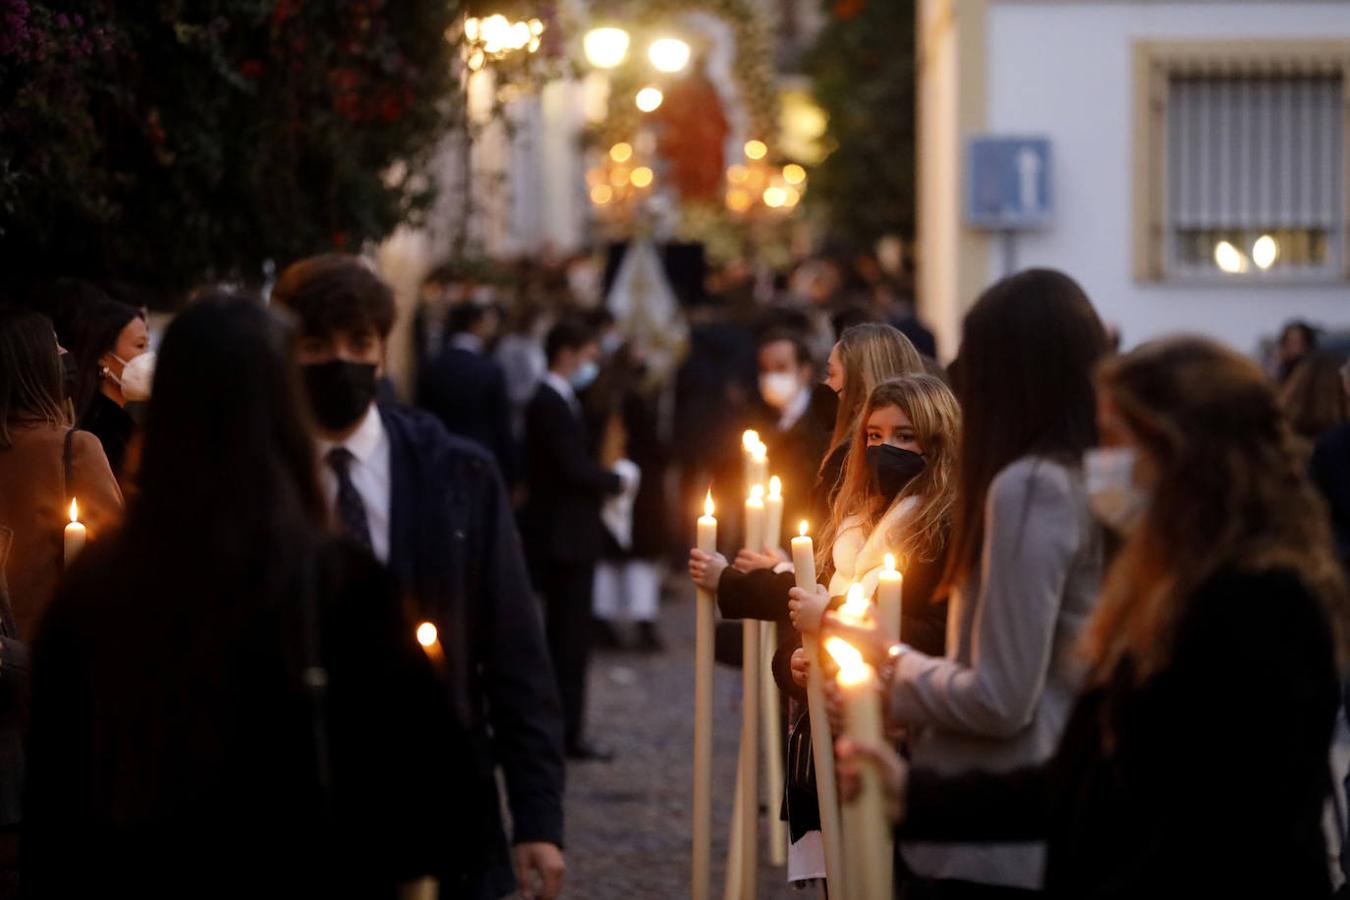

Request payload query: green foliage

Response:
[0,1,461,298]
[805,0,915,246]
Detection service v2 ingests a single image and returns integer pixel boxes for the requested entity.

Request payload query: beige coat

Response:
[0,422,123,638]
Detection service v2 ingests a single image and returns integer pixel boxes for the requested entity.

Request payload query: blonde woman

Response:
[789,374,960,654]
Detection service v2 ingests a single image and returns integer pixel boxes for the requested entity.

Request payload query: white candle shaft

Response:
[760,624,787,866]
[876,571,903,643]
[764,496,783,554]
[842,668,892,900]
[791,534,846,898]
[744,502,766,555]
[693,515,717,900]
[63,521,87,565]
[740,619,761,899]
[751,457,769,490]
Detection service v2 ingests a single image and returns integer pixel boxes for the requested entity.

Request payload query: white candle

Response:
[693,491,717,900]
[877,553,903,643]
[744,484,766,555]
[64,498,86,564]
[760,617,787,867]
[790,522,847,899]
[749,441,769,492]
[741,430,761,492]
[826,637,893,900]
[764,476,784,554]
[739,618,761,898]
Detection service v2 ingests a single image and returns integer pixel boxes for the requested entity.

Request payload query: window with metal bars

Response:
[1164,73,1344,279]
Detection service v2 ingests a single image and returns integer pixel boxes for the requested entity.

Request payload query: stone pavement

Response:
[558,576,801,899]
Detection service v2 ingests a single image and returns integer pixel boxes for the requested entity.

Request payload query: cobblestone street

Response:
[560,576,799,899]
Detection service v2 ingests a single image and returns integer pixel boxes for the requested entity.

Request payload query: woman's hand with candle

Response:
[733,547,780,572]
[835,736,908,824]
[688,549,729,591]
[823,610,896,669]
[787,583,830,634]
[790,647,809,688]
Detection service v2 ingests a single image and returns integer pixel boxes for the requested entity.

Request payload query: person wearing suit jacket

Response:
[521,319,627,761]
[416,301,519,486]
[272,256,567,900]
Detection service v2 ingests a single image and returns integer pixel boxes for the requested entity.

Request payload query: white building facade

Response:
[918,0,1350,358]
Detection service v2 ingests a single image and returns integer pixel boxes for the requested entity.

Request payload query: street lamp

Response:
[584,26,630,68]
[636,86,664,112]
[649,37,691,73]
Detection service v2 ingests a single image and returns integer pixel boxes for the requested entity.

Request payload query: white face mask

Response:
[759,372,801,410]
[107,351,156,402]
[1084,447,1149,534]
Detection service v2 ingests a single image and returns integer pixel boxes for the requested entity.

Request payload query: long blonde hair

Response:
[1080,337,1350,684]
[816,374,961,579]
[823,323,924,481]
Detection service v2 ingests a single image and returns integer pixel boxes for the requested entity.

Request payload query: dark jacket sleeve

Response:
[901,763,1051,843]
[717,567,794,624]
[539,392,622,496]
[489,367,519,486]
[772,632,806,703]
[478,460,566,846]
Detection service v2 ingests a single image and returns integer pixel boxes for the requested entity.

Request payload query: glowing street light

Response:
[1214,240,1247,274]
[636,86,664,112]
[610,142,633,163]
[1252,234,1279,270]
[744,140,767,161]
[782,164,806,185]
[584,26,630,68]
[763,186,788,208]
[630,166,654,188]
[649,37,691,73]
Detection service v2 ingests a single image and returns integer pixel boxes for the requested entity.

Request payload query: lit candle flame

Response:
[69,498,79,523]
[799,520,809,538]
[768,475,782,499]
[825,636,870,685]
[840,582,870,622]
[748,483,765,505]
[742,430,760,452]
[703,489,715,518]
[416,621,439,648]
[751,443,767,463]
[884,553,896,574]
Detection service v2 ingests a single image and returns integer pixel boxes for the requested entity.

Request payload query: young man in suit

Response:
[272,255,566,900]
[755,329,829,535]
[416,301,518,487]
[521,319,628,761]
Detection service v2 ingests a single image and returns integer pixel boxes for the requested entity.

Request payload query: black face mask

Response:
[809,381,840,432]
[866,443,926,504]
[301,360,378,432]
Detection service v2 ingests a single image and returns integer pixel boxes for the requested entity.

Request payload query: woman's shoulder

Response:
[989,455,1082,510]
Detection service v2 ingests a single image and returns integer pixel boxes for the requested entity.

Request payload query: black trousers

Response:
[534,559,596,748]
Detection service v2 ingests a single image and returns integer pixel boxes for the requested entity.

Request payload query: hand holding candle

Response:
[791,521,846,898]
[825,635,893,900]
[787,583,830,634]
[64,498,86,565]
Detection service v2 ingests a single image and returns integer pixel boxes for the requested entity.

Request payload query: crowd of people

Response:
[0,246,1348,898]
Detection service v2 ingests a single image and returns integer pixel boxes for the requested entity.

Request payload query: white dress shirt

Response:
[777,384,811,432]
[316,405,392,563]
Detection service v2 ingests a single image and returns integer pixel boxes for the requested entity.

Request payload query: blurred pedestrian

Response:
[23,295,467,896]
[417,300,518,485]
[272,256,567,900]
[1281,351,1349,447]
[1276,319,1319,384]
[521,318,629,761]
[69,299,153,489]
